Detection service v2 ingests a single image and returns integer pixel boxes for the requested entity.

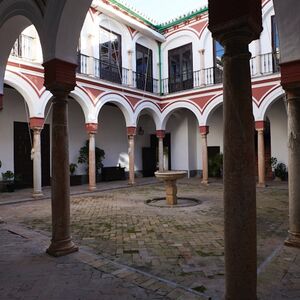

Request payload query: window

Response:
[271,15,280,72]
[213,40,224,84]
[99,27,122,84]
[11,35,35,60]
[136,43,153,92]
[168,43,193,93]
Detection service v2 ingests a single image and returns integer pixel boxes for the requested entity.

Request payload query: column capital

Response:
[43,58,77,94]
[85,123,98,134]
[30,117,44,130]
[255,120,265,131]
[127,126,136,136]
[156,130,165,139]
[280,60,300,91]
[198,49,205,55]
[199,125,209,135]
[0,94,3,110]
[127,49,133,55]
[208,0,262,44]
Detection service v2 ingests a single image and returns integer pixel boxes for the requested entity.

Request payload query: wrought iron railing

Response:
[76,51,279,96]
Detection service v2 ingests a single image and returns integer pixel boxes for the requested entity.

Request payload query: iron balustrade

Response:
[133,72,159,94]
[76,51,279,95]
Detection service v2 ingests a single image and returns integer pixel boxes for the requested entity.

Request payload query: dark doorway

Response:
[208,146,221,177]
[142,133,171,177]
[14,122,50,188]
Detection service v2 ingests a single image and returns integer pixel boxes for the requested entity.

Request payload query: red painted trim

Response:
[7,61,44,73]
[156,130,165,139]
[85,123,98,133]
[7,70,43,97]
[43,58,77,91]
[199,125,209,135]
[0,94,3,110]
[127,126,136,136]
[280,60,300,90]
[256,84,282,108]
[30,117,44,129]
[255,120,265,130]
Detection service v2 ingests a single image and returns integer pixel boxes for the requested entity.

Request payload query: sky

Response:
[118,0,208,24]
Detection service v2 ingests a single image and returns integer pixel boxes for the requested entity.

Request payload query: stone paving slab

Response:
[0,223,208,300]
[0,178,299,299]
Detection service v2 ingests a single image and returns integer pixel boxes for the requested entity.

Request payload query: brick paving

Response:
[0,178,299,299]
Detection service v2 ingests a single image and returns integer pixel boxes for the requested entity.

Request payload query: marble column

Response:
[128,49,133,86]
[199,49,206,86]
[255,39,262,75]
[256,121,266,187]
[208,1,262,298]
[43,59,78,257]
[127,127,136,185]
[156,130,165,172]
[30,118,44,197]
[199,126,209,184]
[86,123,98,191]
[285,88,300,248]
[0,94,3,110]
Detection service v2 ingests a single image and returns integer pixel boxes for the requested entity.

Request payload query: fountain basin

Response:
[155,171,187,205]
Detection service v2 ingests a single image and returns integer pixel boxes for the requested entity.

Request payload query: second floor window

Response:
[271,15,280,72]
[136,43,153,92]
[168,43,193,93]
[213,40,224,84]
[99,27,122,84]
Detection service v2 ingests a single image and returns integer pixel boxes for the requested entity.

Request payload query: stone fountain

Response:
[155,171,187,205]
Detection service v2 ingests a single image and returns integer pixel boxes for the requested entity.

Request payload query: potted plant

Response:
[78,140,105,182]
[275,162,288,181]
[2,170,15,192]
[69,163,82,186]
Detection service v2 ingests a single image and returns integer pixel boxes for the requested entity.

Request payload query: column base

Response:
[47,238,78,257]
[285,231,300,248]
[257,183,266,188]
[128,181,136,186]
[88,186,97,192]
[201,180,209,185]
[32,192,44,198]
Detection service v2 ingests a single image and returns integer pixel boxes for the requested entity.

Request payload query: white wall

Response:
[207,105,223,152]
[0,87,29,179]
[266,99,288,165]
[166,109,200,174]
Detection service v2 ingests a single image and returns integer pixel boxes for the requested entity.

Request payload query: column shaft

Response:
[223,39,257,299]
[32,128,43,196]
[285,91,300,248]
[257,128,266,187]
[158,137,164,172]
[47,95,78,256]
[128,135,135,185]
[201,134,209,184]
[89,133,96,191]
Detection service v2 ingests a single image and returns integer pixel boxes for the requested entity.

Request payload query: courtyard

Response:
[0,178,299,299]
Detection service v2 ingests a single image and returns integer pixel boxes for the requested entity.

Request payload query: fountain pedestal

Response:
[155,171,187,205]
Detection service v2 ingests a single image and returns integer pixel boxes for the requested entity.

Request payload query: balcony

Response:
[77,53,160,94]
[76,51,279,96]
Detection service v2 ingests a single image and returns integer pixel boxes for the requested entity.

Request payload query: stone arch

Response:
[161,101,202,129]
[40,86,94,123]
[43,0,93,63]
[4,70,41,117]
[134,101,162,130]
[201,93,223,125]
[0,13,44,93]
[256,85,285,121]
[95,93,135,126]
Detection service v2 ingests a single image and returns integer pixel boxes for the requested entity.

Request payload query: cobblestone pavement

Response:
[0,178,299,299]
